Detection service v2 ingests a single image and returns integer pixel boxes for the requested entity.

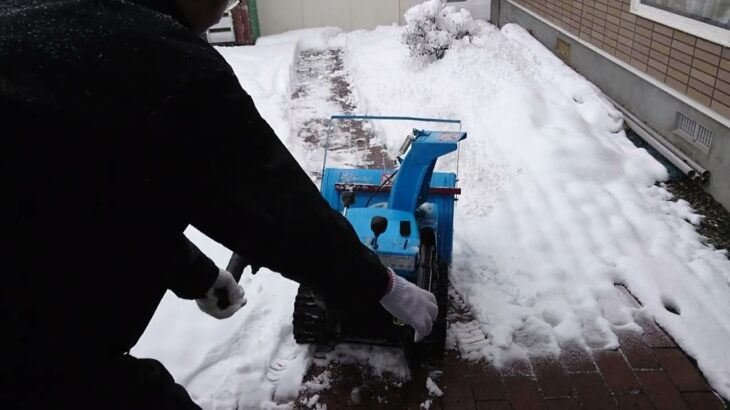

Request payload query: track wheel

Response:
[405,243,448,367]
[292,286,331,345]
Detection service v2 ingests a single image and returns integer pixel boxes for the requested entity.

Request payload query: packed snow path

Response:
[290,48,389,175]
[288,45,517,409]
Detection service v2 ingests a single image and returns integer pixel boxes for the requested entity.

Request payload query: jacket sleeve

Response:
[162,234,219,300]
[158,64,390,308]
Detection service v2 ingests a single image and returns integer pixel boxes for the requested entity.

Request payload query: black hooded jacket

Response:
[1,0,388,382]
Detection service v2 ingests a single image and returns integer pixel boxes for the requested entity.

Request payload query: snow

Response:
[402,0,487,60]
[214,41,296,146]
[425,377,444,397]
[301,370,331,393]
[310,344,410,380]
[343,20,730,397]
[256,27,344,50]
[132,5,730,406]
[303,394,319,408]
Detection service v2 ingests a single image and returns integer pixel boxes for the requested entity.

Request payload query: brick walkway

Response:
[296,289,727,410]
[291,48,389,175]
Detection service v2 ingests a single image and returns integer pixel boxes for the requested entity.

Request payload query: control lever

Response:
[371,216,388,249]
[341,190,355,216]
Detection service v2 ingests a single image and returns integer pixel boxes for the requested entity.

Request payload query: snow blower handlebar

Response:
[215,253,249,310]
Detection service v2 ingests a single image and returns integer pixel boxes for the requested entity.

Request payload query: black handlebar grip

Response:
[226,253,248,282]
[215,286,231,310]
[216,253,249,310]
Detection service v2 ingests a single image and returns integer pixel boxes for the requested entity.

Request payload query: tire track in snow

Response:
[178,275,309,408]
[447,285,492,360]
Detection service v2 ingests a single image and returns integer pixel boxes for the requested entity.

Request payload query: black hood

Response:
[129,0,191,29]
[0,0,192,30]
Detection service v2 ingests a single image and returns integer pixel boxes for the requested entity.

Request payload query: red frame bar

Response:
[334,183,461,195]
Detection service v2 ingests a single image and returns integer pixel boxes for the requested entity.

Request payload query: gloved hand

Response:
[380,268,438,342]
[196,268,247,319]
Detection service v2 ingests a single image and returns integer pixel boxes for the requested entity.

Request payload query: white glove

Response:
[380,268,438,342]
[196,268,247,319]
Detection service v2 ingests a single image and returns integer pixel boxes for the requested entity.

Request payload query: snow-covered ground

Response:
[134,7,730,408]
[345,19,730,397]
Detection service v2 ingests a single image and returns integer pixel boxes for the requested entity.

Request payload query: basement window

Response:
[630,0,730,46]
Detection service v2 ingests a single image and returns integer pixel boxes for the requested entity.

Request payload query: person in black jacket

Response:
[1,0,438,408]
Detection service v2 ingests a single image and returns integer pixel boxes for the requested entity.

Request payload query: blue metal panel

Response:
[426,173,457,264]
[320,122,465,270]
[388,130,466,214]
[346,208,420,280]
[321,168,458,264]
[321,168,393,211]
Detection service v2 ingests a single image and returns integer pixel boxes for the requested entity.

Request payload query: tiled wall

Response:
[513,0,730,119]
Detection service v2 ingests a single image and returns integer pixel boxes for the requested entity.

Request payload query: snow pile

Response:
[401,0,485,61]
[301,370,331,393]
[425,377,443,397]
[214,41,297,145]
[302,394,321,409]
[257,27,343,50]
[310,344,410,380]
[344,22,730,397]
[133,233,312,409]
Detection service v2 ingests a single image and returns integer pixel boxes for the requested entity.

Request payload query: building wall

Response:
[512,0,730,119]
[443,0,492,22]
[257,0,412,35]
[257,0,490,36]
[352,0,401,30]
[497,0,730,210]
[257,0,305,35]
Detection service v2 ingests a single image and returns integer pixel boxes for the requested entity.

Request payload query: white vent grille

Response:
[677,112,696,136]
[674,112,713,154]
[696,125,713,149]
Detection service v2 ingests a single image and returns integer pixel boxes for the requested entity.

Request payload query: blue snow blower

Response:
[292,115,466,359]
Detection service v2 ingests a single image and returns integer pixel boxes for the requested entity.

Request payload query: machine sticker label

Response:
[378,254,416,271]
[438,132,462,141]
[380,173,396,186]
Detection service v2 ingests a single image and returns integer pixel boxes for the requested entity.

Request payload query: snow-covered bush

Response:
[401,0,481,61]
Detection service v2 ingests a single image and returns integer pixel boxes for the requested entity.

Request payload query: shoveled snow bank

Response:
[344,23,730,397]
[401,0,486,60]
[214,41,296,142]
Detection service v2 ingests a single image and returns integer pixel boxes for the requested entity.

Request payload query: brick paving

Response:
[295,291,727,410]
[292,48,389,176]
